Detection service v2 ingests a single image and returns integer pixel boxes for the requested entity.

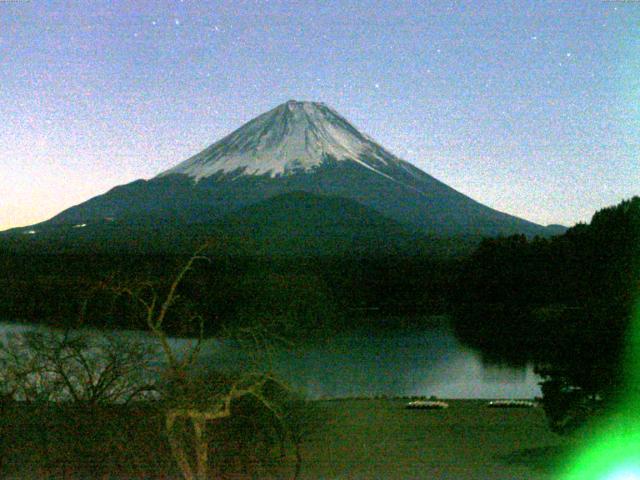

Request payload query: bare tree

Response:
[114,247,289,480]
[0,327,157,406]
[0,327,160,479]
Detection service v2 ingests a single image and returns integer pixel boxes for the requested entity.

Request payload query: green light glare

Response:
[605,468,640,480]
[559,421,640,480]
[560,301,640,480]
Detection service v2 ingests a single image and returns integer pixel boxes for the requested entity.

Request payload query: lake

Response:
[0,319,541,399]
[199,320,542,399]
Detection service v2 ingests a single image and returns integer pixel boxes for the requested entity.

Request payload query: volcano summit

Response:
[4,100,560,253]
[160,100,396,179]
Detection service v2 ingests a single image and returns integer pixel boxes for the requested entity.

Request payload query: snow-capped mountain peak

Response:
[158,100,397,180]
[9,100,554,240]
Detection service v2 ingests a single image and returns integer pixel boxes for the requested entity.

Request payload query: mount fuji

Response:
[3,100,561,254]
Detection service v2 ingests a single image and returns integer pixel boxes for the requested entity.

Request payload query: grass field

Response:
[0,398,582,479]
[284,399,576,480]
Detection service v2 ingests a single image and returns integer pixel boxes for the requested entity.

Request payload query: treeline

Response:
[453,196,639,431]
[0,252,460,336]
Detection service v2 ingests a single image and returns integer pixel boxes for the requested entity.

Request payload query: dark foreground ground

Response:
[1,399,579,479]
[281,399,575,480]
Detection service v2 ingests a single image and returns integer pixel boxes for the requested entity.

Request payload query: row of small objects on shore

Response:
[405,400,449,409]
[486,400,537,408]
[405,399,537,410]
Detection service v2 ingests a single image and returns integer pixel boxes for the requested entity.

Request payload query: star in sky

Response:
[0,0,638,231]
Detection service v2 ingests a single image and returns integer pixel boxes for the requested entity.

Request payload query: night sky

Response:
[1,0,638,231]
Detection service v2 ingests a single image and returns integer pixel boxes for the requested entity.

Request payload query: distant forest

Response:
[453,196,639,431]
[2,197,638,431]
[0,250,458,336]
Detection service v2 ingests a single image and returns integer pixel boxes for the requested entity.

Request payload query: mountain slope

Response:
[3,100,562,250]
[214,191,426,256]
[0,192,441,256]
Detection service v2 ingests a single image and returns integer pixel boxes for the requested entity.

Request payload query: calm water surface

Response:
[0,320,541,399]
[200,320,541,399]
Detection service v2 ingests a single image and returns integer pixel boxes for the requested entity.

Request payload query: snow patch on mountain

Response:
[158,100,399,181]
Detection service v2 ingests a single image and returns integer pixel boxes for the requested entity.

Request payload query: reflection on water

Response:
[0,320,541,399]
[199,323,541,399]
